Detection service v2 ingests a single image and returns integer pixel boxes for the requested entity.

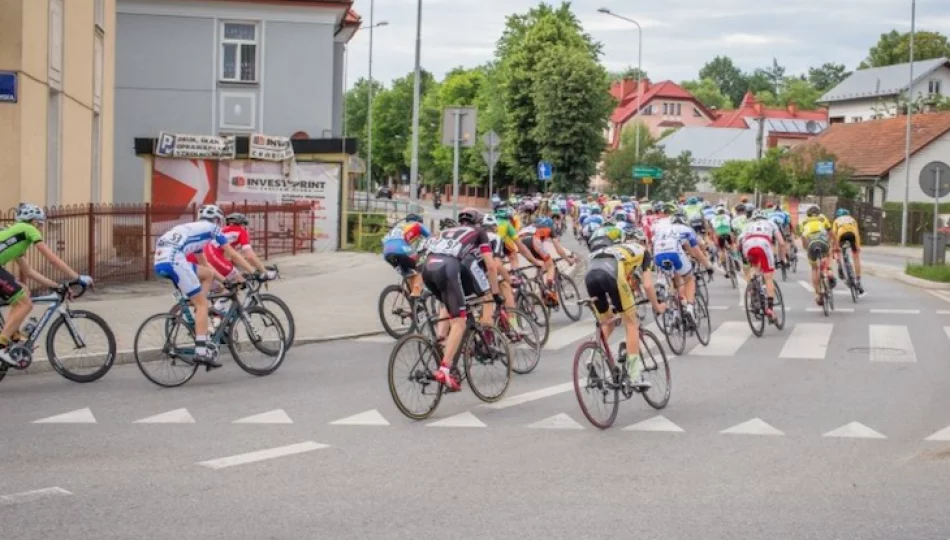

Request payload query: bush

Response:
[906,263,950,282]
[346,212,389,253]
[883,202,950,244]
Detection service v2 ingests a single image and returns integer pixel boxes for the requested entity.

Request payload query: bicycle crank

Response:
[7,344,34,370]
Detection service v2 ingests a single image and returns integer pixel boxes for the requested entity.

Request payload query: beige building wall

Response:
[0,0,115,211]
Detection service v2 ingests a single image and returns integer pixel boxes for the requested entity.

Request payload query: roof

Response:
[709,92,828,128]
[610,79,715,125]
[812,112,950,177]
[746,118,828,135]
[658,126,758,168]
[820,57,950,103]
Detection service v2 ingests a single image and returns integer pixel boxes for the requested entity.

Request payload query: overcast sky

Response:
[344,0,950,89]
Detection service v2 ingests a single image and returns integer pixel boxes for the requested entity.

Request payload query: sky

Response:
[343,0,950,89]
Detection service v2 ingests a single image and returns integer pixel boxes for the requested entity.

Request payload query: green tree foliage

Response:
[680,78,733,110]
[608,67,648,83]
[712,145,856,199]
[808,63,851,92]
[860,30,950,68]
[699,55,748,107]
[755,58,786,95]
[779,78,824,109]
[600,124,694,199]
[344,78,385,163]
[370,71,435,181]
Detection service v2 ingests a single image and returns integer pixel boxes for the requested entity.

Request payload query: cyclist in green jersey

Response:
[730,204,753,280]
[710,205,734,275]
[0,204,93,367]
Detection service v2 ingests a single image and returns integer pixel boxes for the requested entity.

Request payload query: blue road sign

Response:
[0,72,17,103]
[815,161,835,176]
[537,161,553,181]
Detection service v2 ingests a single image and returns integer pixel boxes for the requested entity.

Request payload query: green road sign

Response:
[633,166,663,179]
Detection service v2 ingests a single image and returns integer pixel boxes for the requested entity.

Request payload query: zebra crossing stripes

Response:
[690,322,750,356]
[779,323,833,359]
[868,325,917,363]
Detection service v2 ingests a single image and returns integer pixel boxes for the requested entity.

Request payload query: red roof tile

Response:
[609,79,713,125]
[812,112,950,177]
[709,91,828,128]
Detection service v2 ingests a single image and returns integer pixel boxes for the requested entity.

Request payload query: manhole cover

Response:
[848,347,908,356]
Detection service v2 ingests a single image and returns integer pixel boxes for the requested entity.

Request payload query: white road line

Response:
[805,307,855,313]
[134,408,195,424]
[869,309,920,315]
[33,408,96,424]
[527,413,584,430]
[427,411,486,428]
[623,415,684,432]
[690,321,751,356]
[736,276,747,307]
[356,335,393,344]
[779,323,833,359]
[937,310,950,315]
[708,305,730,311]
[198,441,329,470]
[869,325,917,363]
[481,381,576,410]
[721,418,784,436]
[330,409,389,426]
[544,321,593,351]
[927,290,950,303]
[823,422,886,439]
[232,409,294,424]
[925,426,950,441]
[0,487,73,506]
[798,280,815,293]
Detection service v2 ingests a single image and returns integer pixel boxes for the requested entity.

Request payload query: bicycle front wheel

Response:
[228,307,287,376]
[46,310,117,383]
[693,300,711,346]
[257,293,296,348]
[557,274,583,321]
[388,334,443,420]
[463,325,512,403]
[664,296,687,356]
[772,283,786,330]
[378,284,415,339]
[134,313,199,388]
[573,340,618,429]
[639,329,671,410]
[517,291,550,347]
[505,308,542,375]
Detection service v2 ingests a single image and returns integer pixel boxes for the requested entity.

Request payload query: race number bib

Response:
[429,237,464,257]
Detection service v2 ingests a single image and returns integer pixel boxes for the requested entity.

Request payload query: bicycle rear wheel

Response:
[772,283,786,330]
[744,283,765,337]
[820,279,830,317]
[638,329,671,410]
[664,296,687,356]
[46,310,117,383]
[463,326,512,402]
[557,274,583,321]
[572,340,618,429]
[134,313,199,388]
[505,308,543,375]
[228,307,287,376]
[516,290,550,347]
[378,284,415,339]
[693,299,711,346]
[256,293,296,348]
[388,334,443,420]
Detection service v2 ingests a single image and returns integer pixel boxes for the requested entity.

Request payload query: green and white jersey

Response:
[731,215,749,236]
[0,222,43,266]
[710,214,732,236]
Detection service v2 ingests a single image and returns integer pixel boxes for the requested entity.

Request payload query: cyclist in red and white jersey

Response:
[186,213,277,281]
[737,210,787,321]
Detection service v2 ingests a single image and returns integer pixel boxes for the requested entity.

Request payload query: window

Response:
[93,32,103,112]
[48,0,63,90]
[675,103,682,116]
[220,22,259,83]
[47,89,61,206]
[662,103,669,115]
[693,107,702,118]
[641,104,653,115]
[929,79,942,95]
[91,113,101,202]
[850,116,864,123]
[94,0,104,30]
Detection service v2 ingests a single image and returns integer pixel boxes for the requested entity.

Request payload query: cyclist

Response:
[799,206,836,306]
[154,205,256,368]
[587,220,626,252]
[422,208,503,391]
[766,202,792,268]
[581,206,604,244]
[832,208,865,295]
[519,216,577,305]
[710,205,735,276]
[652,211,713,321]
[683,197,708,247]
[738,210,786,320]
[585,230,665,391]
[382,213,431,299]
[495,206,542,269]
[0,204,95,367]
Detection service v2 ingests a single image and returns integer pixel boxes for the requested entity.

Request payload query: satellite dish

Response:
[805,120,819,134]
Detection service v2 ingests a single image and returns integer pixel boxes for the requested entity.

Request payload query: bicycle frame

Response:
[0,292,88,351]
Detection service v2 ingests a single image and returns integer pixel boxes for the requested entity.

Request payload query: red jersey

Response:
[186,224,250,274]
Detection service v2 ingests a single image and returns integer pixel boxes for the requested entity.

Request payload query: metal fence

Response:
[0,202,314,286]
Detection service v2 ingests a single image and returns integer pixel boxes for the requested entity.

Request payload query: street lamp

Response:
[366,0,390,193]
[900,0,916,246]
[598,7,644,164]
[409,0,424,206]
[342,20,388,160]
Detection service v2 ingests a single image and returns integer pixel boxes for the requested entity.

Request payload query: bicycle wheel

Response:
[505,308,543,375]
[133,313,199,388]
[378,284,415,339]
[694,273,709,304]
[780,260,788,282]
[827,275,836,312]
[228,307,287,376]
[729,259,738,289]
[638,329,671,410]
[557,274,583,321]
[572,340,618,429]
[256,293,296,348]
[516,291,550,347]
[845,251,858,303]
[388,334,443,420]
[772,283,786,330]
[820,279,830,317]
[45,310,117,383]
[744,283,765,337]
[463,325,512,402]
[693,299,711,346]
[664,296,687,355]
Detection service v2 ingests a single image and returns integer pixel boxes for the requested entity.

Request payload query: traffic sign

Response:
[538,161,553,181]
[641,177,654,185]
[633,166,663,179]
[815,161,835,176]
[482,149,500,169]
[919,161,950,198]
[483,130,501,149]
[441,107,477,148]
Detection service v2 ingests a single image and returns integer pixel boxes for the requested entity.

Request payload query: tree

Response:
[754,90,780,107]
[699,56,747,107]
[371,71,435,181]
[779,78,823,109]
[710,160,754,192]
[608,67,648,83]
[860,30,950,68]
[344,78,385,163]
[651,150,698,200]
[601,123,656,192]
[744,70,772,96]
[681,78,733,110]
[783,143,856,198]
[808,63,850,92]
[756,58,786,95]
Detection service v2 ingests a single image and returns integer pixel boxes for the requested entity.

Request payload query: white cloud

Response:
[718,33,795,47]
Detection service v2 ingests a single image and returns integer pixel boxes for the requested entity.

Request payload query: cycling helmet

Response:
[550,205,561,216]
[439,218,458,229]
[495,206,513,220]
[644,207,654,215]
[702,201,712,209]
[482,214,498,228]
[458,207,482,225]
[405,213,423,223]
[198,204,224,223]
[740,195,750,204]
[631,228,647,243]
[535,216,554,230]
[734,203,746,214]
[836,208,850,217]
[752,209,768,220]
[620,195,630,203]
[806,206,821,217]
[590,206,602,215]
[716,206,727,215]
[226,212,249,226]
[687,197,699,205]
[671,211,687,225]
[15,203,46,223]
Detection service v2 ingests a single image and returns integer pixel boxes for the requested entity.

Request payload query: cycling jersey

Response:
[731,216,749,236]
[427,226,491,261]
[382,221,431,256]
[652,223,697,276]
[739,219,779,273]
[587,225,624,251]
[832,216,861,250]
[586,243,650,315]
[496,219,519,255]
[154,221,228,297]
[0,222,43,266]
[710,214,732,237]
[185,224,251,275]
[702,208,717,223]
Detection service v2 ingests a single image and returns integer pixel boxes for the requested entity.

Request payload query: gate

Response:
[837,198,883,246]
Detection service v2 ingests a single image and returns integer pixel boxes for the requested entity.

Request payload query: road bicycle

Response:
[508,270,550,347]
[744,270,786,337]
[816,256,836,316]
[512,257,583,322]
[725,247,743,289]
[378,276,420,339]
[0,282,116,383]
[572,298,671,429]
[838,242,860,303]
[134,279,287,388]
[655,261,711,355]
[388,298,512,420]
[493,303,542,375]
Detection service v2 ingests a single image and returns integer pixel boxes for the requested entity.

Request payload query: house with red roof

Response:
[607,78,716,149]
[710,92,829,150]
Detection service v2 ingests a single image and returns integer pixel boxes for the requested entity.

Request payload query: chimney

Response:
[753,102,764,116]
[787,101,798,116]
[620,79,636,100]
[638,78,650,96]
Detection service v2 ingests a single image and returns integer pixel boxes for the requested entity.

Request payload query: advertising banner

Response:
[249,133,295,161]
[151,157,219,224]
[155,132,235,160]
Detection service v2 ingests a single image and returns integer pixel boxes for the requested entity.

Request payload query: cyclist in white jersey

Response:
[154,205,255,367]
[738,210,786,320]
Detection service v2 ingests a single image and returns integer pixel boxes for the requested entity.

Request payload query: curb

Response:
[864,264,950,290]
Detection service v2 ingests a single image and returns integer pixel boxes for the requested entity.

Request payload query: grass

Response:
[906,263,950,282]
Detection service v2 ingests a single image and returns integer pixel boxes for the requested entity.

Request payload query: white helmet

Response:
[198,204,224,223]
[482,214,498,227]
[15,203,46,223]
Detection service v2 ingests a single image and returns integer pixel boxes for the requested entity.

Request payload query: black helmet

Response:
[439,218,458,229]
[806,206,820,217]
[458,207,482,225]
[226,212,249,226]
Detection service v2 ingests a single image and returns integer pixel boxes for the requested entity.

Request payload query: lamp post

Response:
[598,8,644,162]
[409,0,424,206]
[365,1,389,194]
[900,0,916,246]
[343,20,388,181]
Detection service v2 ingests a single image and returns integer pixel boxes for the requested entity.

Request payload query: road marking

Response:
[0,487,73,506]
[945,327,950,343]
[798,280,815,293]
[927,290,950,303]
[427,411,486,428]
[925,426,950,441]
[33,408,96,424]
[527,413,584,430]
[779,323,833,359]
[805,307,855,313]
[869,309,920,315]
[720,418,784,436]
[356,335,392,343]
[330,409,389,426]
[197,441,329,470]
[823,422,885,439]
[937,310,950,315]
[623,415,684,433]
[736,276,747,307]
[134,408,195,424]
[232,409,294,424]
[544,321,593,350]
[868,325,917,363]
[708,305,730,311]
[481,381,576,410]
[690,321,751,357]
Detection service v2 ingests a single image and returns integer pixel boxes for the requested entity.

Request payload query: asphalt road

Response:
[4,238,950,539]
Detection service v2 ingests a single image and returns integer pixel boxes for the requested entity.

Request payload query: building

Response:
[812,111,950,206]
[819,58,950,124]
[709,92,828,129]
[658,127,757,190]
[114,0,357,202]
[607,79,716,149]
[0,0,116,209]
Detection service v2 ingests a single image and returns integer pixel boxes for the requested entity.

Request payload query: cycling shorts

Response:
[805,234,831,266]
[717,234,733,250]
[421,255,489,319]
[742,239,775,274]
[384,252,419,278]
[154,256,202,298]
[838,231,861,253]
[584,258,635,315]
[0,266,25,304]
[653,251,692,277]
[521,236,551,263]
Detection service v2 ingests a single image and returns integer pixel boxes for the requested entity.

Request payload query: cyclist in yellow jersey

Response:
[799,206,836,306]
[585,233,665,390]
[493,206,542,314]
[832,208,865,295]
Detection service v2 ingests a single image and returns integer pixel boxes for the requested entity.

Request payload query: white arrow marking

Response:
[33,408,96,424]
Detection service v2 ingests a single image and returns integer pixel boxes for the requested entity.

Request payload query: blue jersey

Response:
[702,208,717,222]
[768,210,790,229]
